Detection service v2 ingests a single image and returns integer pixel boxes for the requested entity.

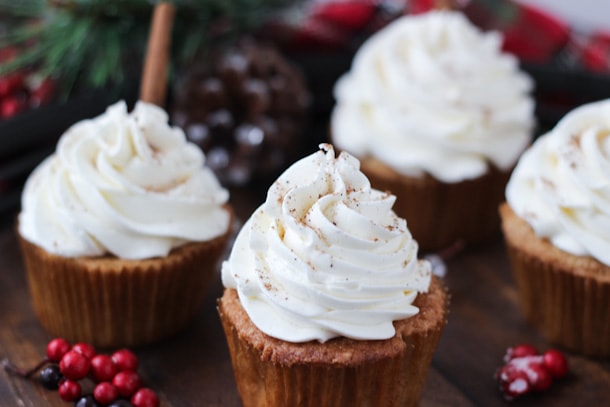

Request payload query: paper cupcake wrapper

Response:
[19,224,232,348]
[360,157,511,252]
[500,203,610,357]
[218,277,448,407]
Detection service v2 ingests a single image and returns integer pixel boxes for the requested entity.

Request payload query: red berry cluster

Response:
[0,46,55,119]
[3,338,159,407]
[495,344,569,401]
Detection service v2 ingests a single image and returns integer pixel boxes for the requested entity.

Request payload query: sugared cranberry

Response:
[131,388,159,407]
[90,354,117,382]
[29,78,55,107]
[60,350,91,380]
[72,342,97,360]
[503,343,538,363]
[0,72,25,98]
[58,379,82,402]
[94,382,119,405]
[501,370,530,400]
[113,370,142,397]
[46,338,71,363]
[543,349,569,378]
[526,362,553,391]
[111,349,138,372]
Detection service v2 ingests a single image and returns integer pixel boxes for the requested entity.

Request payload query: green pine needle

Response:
[0,0,301,99]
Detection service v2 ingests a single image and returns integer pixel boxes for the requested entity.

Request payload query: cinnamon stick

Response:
[140,2,175,106]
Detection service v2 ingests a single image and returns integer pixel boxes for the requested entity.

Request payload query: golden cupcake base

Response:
[500,203,610,357]
[360,156,511,253]
[218,276,448,407]
[18,210,233,348]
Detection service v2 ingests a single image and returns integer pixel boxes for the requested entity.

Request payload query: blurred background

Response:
[0,0,609,216]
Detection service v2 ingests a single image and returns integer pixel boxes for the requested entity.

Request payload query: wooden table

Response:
[1,184,609,407]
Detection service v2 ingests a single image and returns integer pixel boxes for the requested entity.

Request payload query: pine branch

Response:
[0,0,301,98]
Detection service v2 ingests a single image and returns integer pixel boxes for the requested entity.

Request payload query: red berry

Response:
[60,350,91,380]
[502,370,530,400]
[94,381,119,405]
[111,349,139,372]
[113,370,142,397]
[504,343,538,363]
[72,342,96,359]
[58,379,82,402]
[46,338,71,362]
[90,354,117,383]
[0,97,27,118]
[0,72,25,98]
[543,349,569,378]
[131,388,160,407]
[526,362,553,391]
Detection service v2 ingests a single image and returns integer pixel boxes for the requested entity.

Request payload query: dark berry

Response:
[72,342,96,360]
[131,388,159,407]
[60,350,91,380]
[58,379,82,402]
[90,354,117,383]
[543,349,569,378]
[47,338,71,362]
[108,399,134,407]
[39,364,63,390]
[75,394,99,407]
[94,382,119,405]
[113,371,142,397]
[111,349,138,372]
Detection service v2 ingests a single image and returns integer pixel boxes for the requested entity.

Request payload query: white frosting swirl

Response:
[506,99,610,266]
[331,11,534,183]
[19,101,230,260]
[222,144,431,343]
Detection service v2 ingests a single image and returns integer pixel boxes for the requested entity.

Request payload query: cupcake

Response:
[331,11,535,252]
[501,99,610,357]
[18,101,233,348]
[218,144,448,406]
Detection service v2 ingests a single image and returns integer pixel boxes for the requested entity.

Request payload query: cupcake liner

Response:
[18,214,233,348]
[500,203,610,357]
[360,157,511,252]
[218,276,448,407]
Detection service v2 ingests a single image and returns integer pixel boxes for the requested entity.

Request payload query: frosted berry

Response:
[94,382,119,405]
[39,364,63,390]
[543,349,569,379]
[58,379,82,402]
[111,349,138,372]
[503,343,538,363]
[90,354,117,382]
[113,370,142,397]
[75,394,99,407]
[46,338,71,362]
[72,342,97,360]
[526,362,553,392]
[60,350,91,380]
[131,388,159,407]
[500,369,530,400]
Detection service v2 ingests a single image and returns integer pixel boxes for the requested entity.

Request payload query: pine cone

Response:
[171,38,310,186]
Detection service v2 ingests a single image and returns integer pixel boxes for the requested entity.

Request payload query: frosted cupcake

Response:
[331,11,535,252]
[18,101,233,348]
[501,99,610,357]
[218,144,448,407]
